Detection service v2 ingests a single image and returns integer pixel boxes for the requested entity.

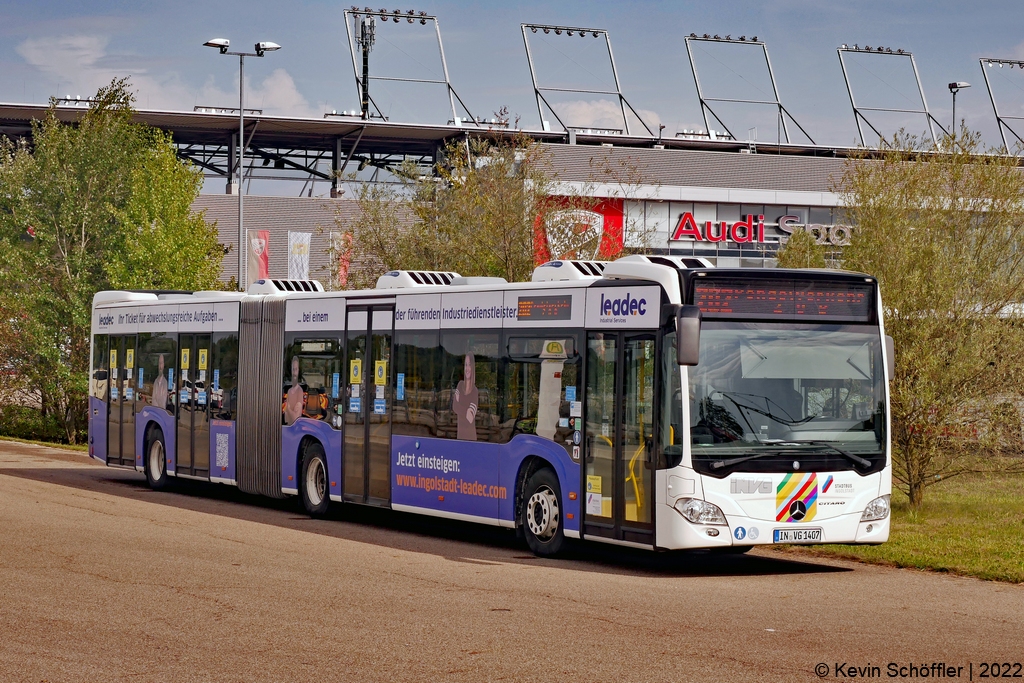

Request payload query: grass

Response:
[0,435,88,452]
[782,471,1024,583]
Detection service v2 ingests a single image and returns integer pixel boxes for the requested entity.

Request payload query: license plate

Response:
[773,527,822,543]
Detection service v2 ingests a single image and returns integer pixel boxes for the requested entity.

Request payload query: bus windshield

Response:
[688,322,886,474]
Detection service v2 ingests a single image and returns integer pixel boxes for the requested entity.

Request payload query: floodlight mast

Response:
[836,45,946,148]
[978,58,1024,153]
[520,23,654,137]
[342,7,476,126]
[683,34,815,145]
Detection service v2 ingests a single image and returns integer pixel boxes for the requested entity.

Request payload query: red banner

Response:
[247,229,270,287]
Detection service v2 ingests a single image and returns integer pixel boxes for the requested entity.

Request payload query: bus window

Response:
[282,338,343,428]
[439,333,500,442]
[138,333,176,413]
[660,331,684,468]
[211,333,238,421]
[91,335,108,400]
[505,336,580,455]
[393,331,440,437]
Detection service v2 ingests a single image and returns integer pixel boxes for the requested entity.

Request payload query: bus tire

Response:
[145,429,169,491]
[521,468,565,557]
[300,441,330,517]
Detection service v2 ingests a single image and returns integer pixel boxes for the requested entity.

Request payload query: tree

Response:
[331,134,599,287]
[837,129,1024,507]
[0,78,222,443]
[775,228,827,268]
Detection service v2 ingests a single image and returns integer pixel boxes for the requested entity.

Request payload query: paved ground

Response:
[1,440,1022,682]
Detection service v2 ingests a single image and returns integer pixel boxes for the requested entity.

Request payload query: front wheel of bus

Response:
[522,468,565,557]
[300,442,330,517]
[145,430,169,491]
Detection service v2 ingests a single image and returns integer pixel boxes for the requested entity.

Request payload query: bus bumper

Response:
[656,506,891,549]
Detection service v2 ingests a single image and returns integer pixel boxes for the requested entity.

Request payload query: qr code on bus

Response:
[215,432,229,468]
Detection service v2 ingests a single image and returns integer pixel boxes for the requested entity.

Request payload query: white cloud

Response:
[554,99,662,133]
[16,33,319,118]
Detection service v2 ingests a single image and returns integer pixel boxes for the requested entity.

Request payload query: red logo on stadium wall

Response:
[534,198,624,264]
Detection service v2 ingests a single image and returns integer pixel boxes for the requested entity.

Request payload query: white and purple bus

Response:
[88,256,893,555]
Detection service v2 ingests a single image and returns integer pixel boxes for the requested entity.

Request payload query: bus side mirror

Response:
[884,335,895,380]
[676,305,702,366]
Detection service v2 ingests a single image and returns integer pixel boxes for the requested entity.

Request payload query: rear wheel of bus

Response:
[300,441,330,517]
[522,468,565,557]
[145,429,169,491]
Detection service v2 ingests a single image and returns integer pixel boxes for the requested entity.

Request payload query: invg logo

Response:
[731,478,772,494]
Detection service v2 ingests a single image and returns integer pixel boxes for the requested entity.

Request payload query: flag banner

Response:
[288,231,311,280]
[247,229,270,288]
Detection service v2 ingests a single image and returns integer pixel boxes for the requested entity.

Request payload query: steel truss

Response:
[837,45,946,147]
[684,34,814,145]
[343,7,477,126]
[979,58,1024,154]
[521,23,654,137]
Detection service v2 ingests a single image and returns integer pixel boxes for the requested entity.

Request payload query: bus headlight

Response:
[860,495,891,522]
[674,498,727,525]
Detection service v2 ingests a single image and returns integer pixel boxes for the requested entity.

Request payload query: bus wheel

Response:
[522,468,565,557]
[300,442,330,517]
[145,430,169,491]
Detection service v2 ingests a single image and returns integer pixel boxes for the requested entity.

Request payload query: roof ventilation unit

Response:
[247,279,325,295]
[531,260,610,282]
[375,270,461,289]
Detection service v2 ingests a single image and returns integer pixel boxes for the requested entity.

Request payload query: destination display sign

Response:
[517,295,573,321]
[693,279,874,321]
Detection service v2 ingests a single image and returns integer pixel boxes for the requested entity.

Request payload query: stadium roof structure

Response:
[0,101,884,194]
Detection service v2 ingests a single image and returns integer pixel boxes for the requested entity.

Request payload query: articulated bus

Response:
[88,255,893,556]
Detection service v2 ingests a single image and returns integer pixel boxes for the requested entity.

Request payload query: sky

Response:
[1,0,1023,153]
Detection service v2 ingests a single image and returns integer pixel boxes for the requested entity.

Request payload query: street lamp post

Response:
[204,38,281,291]
[948,81,970,137]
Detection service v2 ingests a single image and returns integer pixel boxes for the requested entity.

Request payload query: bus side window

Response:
[505,336,580,455]
[139,332,176,413]
[282,338,342,428]
[91,335,108,400]
[211,333,239,421]
[393,331,440,438]
[439,332,500,443]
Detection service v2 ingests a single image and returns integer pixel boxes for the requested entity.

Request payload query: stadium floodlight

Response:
[255,41,281,56]
[203,38,230,54]
[521,23,655,135]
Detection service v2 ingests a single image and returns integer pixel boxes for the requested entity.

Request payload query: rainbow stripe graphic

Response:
[776,472,818,522]
[822,475,834,493]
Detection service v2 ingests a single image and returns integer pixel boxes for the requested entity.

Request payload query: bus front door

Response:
[343,306,394,506]
[176,334,212,478]
[105,335,137,467]
[584,332,655,545]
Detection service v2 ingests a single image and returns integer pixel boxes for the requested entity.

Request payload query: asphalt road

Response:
[1,440,1022,683]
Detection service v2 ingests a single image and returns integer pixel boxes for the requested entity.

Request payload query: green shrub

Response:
[0,405,67,443]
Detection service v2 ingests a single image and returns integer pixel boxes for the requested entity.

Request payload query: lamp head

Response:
[255,41,281,57]
[204,38,230,54]
[948,81,971,92]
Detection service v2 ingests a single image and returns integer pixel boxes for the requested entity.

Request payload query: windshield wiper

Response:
[709,441,872,471]
[780,440,873,469]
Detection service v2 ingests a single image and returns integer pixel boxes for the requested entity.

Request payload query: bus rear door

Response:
[105,334,137,468]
